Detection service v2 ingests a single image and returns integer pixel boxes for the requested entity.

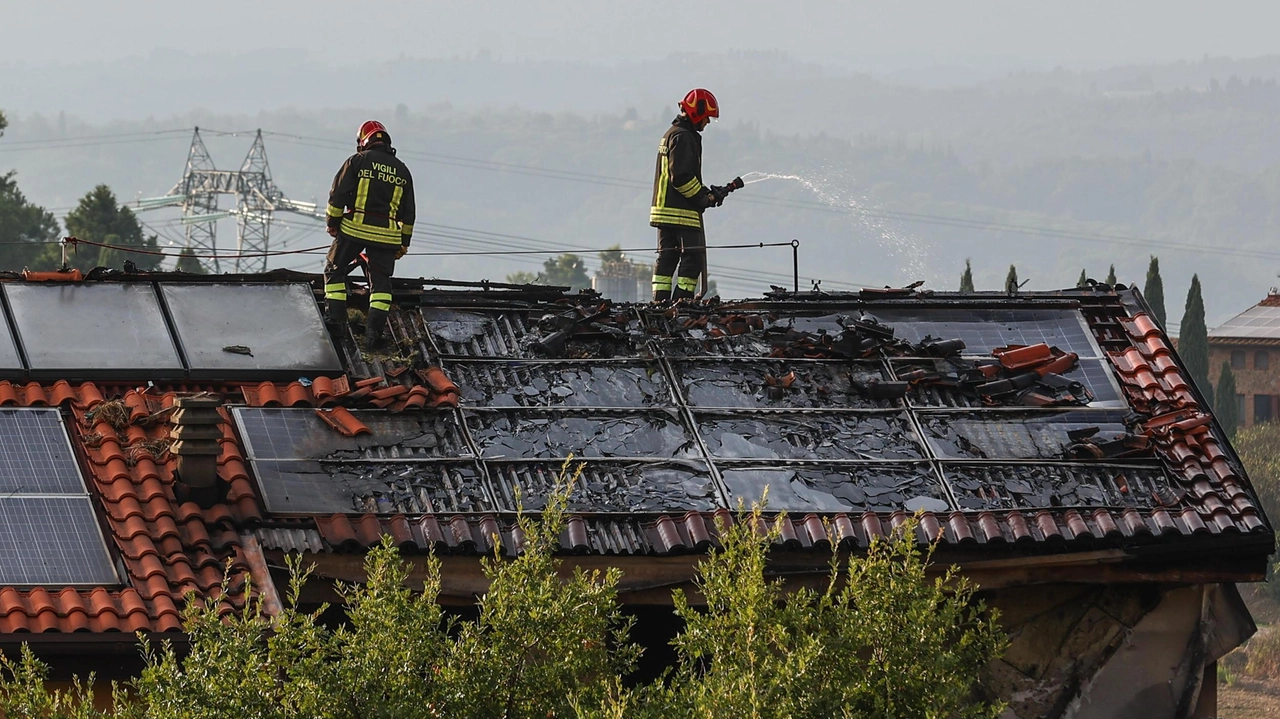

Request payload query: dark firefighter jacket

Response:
[326,145,416,247]
[650,115,709,229]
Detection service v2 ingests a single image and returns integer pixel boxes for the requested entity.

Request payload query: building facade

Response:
[1208,291,1280,428]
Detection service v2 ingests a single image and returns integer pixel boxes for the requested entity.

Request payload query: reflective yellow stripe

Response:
[326,204,344,218]
[339,219,403,244]
[676,276,699,292]
[353,178,370,225]
[324,282,347,300]
[324,282,346,291]
[674,177,703,198]
[651,275,673,291]
[369,292,393,312]
[389,185,403,220]
[656,154,670,209]
[649,207,702,228]
[400,223,413,238]
[325,291,347,301]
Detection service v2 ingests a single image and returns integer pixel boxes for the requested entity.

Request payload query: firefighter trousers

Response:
[323,235,397,335]
[652,225,705,301]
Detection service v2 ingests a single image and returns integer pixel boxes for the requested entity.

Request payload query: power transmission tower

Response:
[137,128,319,273]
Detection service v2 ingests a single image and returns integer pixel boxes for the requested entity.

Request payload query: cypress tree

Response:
[1105,264,1117,285]
[1181,275,1213,407]
[175,247,207,274]
[959,259,975,292]
[1004,265,1018,294]
[1144,256,1166,327]
[1076,269,1088,288]
[1215,361,1239,438]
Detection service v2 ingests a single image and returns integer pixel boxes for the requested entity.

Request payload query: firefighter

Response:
[323,120,416,349]
[650,88,722,302]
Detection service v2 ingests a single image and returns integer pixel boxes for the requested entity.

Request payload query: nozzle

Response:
[728,176,744,191]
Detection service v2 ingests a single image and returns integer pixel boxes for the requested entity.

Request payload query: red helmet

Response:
[679,88,720,124]
[357,120,390,149]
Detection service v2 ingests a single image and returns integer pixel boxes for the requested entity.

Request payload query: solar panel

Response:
[234,407,469,461]
[160,283,341,378]
[720,463,946,513]
[0,308,23,376]
[697,412,924,461]
[450,361,671,408]
[251,459,493,514]
[3,283,183,378]
[919,409,1131,460]
[0,497,119,585]
[675,360,894,409]
[468,410,696,459]
[872,308,1104,358]
[0,408,88,493]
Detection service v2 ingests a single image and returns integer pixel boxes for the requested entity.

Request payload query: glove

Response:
[395,245,408,260]
[703,188,725,208]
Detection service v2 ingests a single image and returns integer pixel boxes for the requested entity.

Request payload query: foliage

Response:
[1181,274,1213,407]
[617,505,1007,719]
[59,185,161,271]
[1215,361,1240,437]
[0,109,6,137]
[1144,256,1166,327]
[1105,264,1117,286]
[505,270,539,285]
[1231,423,1280,601]
[0,469,1008,718]
[1244,627,1280,680]
[959,259,974,292]
[174,247,206,274]
[1076,269,1088,288]
[0,172,60,271]
[1003,265,1018,294]
[538,253,592,291]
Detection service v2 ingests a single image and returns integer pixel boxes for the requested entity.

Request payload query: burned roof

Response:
[0,269,1271,634]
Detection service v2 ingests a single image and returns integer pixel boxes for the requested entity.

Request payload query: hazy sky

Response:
[8,0,1279,69]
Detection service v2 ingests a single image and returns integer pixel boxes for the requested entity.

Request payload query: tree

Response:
[1105,264,1117,286]
[1004,265,1018,294]
[539,253,591,291]
[175,247,206,274]
[505,270,539,285]
[0,108,7,137]
[1229,424,1280,600]
[1181,275,1214,407]
[1215,361,1239,438]
[959,259,975,292]
[0,172,60,271]
[59,185,161,271]
[1076,269,1088,288]
[1144,255,1166,327]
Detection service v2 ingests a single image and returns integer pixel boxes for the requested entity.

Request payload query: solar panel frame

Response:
[0,408,91,494]
[0,287,26,378]
[4,283,185,379]
[159,283,342,380]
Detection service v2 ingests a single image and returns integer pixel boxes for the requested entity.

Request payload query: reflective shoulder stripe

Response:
[656,155,670,210]
[326,204,344,218]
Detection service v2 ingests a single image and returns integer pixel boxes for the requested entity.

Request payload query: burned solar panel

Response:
[943,463,1169,510]
[487,460,720,513]
[250,459,491,514]
[720,463,946,513]
[870,307,1103,358]
[894,358,1124,408]
[920,410,1142,461]
[422,307,643,359]
[451,361,671,408]
[469,410,698,459]
[675,360,897,409]
[697,412,924,461]
[233,407,492,514]
[235,407,469,461]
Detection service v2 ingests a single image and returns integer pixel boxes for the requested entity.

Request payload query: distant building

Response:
[1208,289,1280,427]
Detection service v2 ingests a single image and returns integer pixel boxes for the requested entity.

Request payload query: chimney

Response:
[170,395,223,508]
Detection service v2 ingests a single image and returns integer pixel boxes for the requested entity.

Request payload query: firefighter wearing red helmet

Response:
[323,120,416,349]
[650,88,722,302]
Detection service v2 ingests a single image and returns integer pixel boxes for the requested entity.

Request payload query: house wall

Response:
[1208,342,1280,428]
[981,583,1253,719]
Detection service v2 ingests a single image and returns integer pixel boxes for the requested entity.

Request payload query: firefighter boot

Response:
[364,310,390,350]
